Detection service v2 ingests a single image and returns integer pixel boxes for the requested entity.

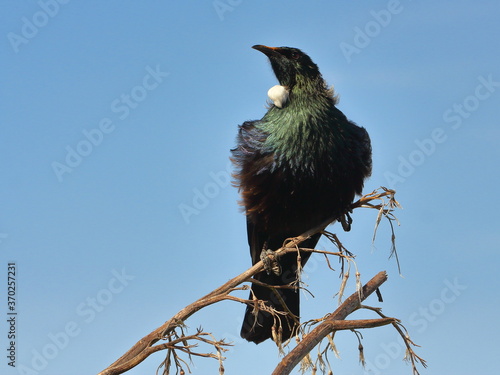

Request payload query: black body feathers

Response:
[231,45,372,344]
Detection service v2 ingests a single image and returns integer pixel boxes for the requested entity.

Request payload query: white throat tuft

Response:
[267,85,289,108]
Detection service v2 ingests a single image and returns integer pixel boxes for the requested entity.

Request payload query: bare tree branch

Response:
[97,188,412,375]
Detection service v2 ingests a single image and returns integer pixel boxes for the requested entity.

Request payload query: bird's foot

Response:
[340,212,353,232]
[260,249,282,276]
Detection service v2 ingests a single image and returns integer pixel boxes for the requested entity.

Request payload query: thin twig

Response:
[360,305,428,374]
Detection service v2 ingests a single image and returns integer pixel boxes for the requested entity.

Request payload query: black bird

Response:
[231,45,372,344]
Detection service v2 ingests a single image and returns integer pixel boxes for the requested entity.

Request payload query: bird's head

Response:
[252,45,322,89]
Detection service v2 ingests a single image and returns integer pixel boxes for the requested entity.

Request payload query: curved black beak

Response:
[252,45,281,57]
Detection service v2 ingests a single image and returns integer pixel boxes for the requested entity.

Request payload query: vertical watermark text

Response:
[6,263,17,368]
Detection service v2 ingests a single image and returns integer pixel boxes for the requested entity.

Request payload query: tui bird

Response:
[231,45,372,344]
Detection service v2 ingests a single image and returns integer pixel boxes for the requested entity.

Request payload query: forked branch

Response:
[272,271,389,375]
[98,188,408,375]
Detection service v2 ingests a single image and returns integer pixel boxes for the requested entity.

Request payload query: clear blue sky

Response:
[1,1,499,374]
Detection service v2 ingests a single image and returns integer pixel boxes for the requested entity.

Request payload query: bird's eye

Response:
[291,52,300,60]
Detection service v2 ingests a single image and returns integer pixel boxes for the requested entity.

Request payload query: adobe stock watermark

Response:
[17,268,134,375]
[51,64,169,182]
[213,0,243,21]
[363,277,467,374]
[384,73,500,188]
[7,0,71,54]
[179,161,233,224]
[340,0,406,63]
